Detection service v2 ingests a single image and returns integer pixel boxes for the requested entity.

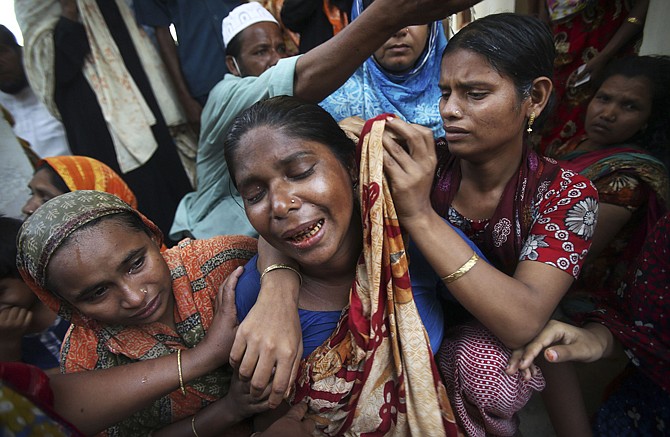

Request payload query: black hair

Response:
[0,215,23,279]
[224,95,356,187]
[443,13,556,129]
[594,55,670,162]
[35,161,71,194]
[0,25,19,48]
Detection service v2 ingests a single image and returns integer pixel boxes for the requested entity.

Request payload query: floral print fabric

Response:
[293,115,461,436]
[589,212,670,435]
[549,139,669,302]
[432,140,597,278]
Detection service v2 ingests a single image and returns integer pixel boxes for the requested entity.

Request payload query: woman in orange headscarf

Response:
[22,155,137,216]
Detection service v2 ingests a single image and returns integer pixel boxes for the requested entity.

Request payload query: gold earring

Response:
[526,112,536,134]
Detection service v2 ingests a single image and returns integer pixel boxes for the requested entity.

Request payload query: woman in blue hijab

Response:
[320,0,447,136]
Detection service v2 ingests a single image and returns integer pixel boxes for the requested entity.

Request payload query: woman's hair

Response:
[595,55,670,160]
[35,161,70,194]
[0,215,22,279]
[224,95,356,187]
[443,13,556,128]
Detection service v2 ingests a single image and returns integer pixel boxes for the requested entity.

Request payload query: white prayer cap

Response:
[222,2,279,47]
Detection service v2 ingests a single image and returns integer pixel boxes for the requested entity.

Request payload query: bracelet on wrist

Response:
[260,263,303,285]
[441,252,479,284]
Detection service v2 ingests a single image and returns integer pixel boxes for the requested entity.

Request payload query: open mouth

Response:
[288,219,324,242]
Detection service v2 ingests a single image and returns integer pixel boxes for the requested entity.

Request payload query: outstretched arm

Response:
[293,0,481,102]
[507,319,616,375]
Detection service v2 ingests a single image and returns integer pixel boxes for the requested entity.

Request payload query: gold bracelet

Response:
[441,252,479,284]
[177,349,186,396]
[191,415,200,437]
[260,263,303,285]
[627,17,642,25]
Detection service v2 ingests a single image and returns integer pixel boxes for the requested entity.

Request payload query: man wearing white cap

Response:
[171,0,481,242]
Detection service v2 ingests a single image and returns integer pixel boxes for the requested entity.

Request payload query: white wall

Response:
[472,0,515,18]
[640,0,670,56]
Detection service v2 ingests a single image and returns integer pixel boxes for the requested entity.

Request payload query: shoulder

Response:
[164,236,257,276]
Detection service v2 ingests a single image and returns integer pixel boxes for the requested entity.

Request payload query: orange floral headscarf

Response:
[41,156,137,208]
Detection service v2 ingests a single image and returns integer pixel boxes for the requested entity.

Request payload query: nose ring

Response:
[291,199,295,203]
[141,288,147,294]
[454,110,462,117]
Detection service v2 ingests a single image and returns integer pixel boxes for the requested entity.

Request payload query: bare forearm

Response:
[404,211,569,348]
[153,398,240,437]
[599,0,648,58]
[294,0,481,102]
[49,346,225,435]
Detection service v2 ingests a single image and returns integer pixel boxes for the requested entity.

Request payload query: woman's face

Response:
[373,25,430,73]
[585,75,653,147]
[233,127,359,273]
[438,49,527,162]
[46,219,173,327]
[22,168,67,216]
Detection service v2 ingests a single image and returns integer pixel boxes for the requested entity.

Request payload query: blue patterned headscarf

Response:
[319,0,447,137]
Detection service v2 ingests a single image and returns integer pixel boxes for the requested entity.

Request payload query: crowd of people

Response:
[1,0,668,436]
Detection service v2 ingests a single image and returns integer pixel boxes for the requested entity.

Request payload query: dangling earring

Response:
[526,112,536,134]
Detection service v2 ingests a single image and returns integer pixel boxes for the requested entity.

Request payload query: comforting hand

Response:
[506,320,613,379]
[257,402,315,437]
[220,371,271,423]
[230,238,302,408]
[380,116,437,224]
[201,266,243,363]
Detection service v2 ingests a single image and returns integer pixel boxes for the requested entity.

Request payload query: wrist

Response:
[585,323,613,360]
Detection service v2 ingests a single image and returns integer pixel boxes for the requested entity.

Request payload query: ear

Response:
[226,55,241,77]
[527,76,553,118]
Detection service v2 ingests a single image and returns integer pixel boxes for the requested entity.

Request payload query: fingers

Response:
[283,402,308,421]
[384,117,435,159]
[287,346,302,396]
[249,355,275,401]
[0,307,33,331]
[381,117,437,186]
[236,343,260,382]
[219,266,243,310]
[229,331,248,370]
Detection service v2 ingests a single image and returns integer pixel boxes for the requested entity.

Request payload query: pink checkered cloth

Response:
[437,321,546,436]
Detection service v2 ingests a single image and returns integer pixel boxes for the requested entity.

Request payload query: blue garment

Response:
[21,316,69,370]
[134,0,240,102]
[235,220,486,357]
[319,0,447,137]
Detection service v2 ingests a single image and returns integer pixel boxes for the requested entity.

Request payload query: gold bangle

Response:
[627,17,642,25]
[191,415,200,437]
[260,263,303,285]
[441,252,479,284]
[177,349,186,396]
